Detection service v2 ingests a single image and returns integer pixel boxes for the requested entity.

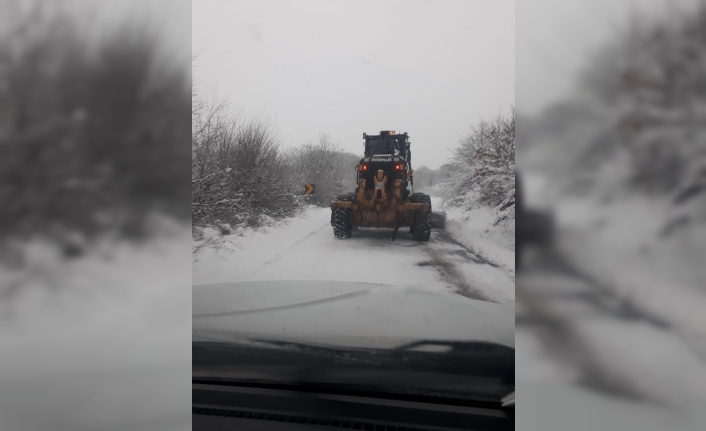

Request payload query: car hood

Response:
[193,280,514,350]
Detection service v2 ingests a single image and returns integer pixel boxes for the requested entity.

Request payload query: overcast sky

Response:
[66,0,191,66]
[193,0,514,170]
[517,0,701,115]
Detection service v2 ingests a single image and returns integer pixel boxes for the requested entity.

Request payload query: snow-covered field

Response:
[194,202,515,304]
[0,222,192,431]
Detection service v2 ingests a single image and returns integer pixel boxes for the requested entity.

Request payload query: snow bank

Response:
[557,197,706,358]
[434,196,515,276]
[0,222,192,430]
[192,205,332,284]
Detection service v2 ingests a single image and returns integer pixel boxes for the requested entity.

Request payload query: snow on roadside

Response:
[556,196,706,358]
[576,318,706,408]
[192,205,332,285]
[0,221,192,430]
[433,196,515,276]
[0,227,192,375]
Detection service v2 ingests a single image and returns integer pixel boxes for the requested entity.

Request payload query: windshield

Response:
[192,1,515,405]
[365,138,388,155]
[366,137,404,156]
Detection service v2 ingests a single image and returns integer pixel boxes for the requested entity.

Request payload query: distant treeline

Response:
[192,88,360,236]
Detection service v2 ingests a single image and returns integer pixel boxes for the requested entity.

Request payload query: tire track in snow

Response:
[421,242,496,302]
[262,223,329,266]
[413,228,517,303]
[245,222,329,280]
[231,205,512,301]
[435,228,516,281]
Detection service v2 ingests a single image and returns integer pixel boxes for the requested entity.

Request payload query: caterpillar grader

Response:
[330,131,445,241]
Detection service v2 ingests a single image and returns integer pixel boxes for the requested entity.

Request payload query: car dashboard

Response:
[193,380,513,430]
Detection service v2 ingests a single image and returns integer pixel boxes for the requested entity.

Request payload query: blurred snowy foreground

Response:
[0,218,192,431]
[439,198,515,276]
[558,195,706,354]
[516,174,706,430]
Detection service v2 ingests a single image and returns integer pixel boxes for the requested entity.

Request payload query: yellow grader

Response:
[330,131,444,241]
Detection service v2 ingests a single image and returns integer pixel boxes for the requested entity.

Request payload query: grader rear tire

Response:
[332,208,352,238]
[332,193,356,239]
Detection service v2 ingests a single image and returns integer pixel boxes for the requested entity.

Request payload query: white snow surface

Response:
[517,379,706,431]
[0,222,191,431]
[433,196,515,277]
[517,268,706,429]
[556,196,706,357]
[193,204,515,304]
[194,280,515,350]
[516,189,706,428]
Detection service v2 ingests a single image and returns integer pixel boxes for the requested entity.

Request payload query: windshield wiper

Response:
[501,391,515,407]
[193,338,514,403]
[394,339,512,353]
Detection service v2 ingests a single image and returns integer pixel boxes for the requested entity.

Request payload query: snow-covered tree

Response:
[282,133,359,205]
[191,92,359,243]
[439,109,515,222]
[567,4,706,233]
[191,102,300,232]
[614,6,706,198]
[411,165,441,191]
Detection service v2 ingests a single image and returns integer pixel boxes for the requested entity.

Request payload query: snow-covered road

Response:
[193,205,514,304]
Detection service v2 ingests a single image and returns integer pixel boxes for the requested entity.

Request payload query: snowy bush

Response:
[561,4,706,233]
[282,134,359,206]
[191,95,302,233]
[614,7,706,200]
[439,109,515,222]
[0,2,190,251]
[191,90,359,251]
